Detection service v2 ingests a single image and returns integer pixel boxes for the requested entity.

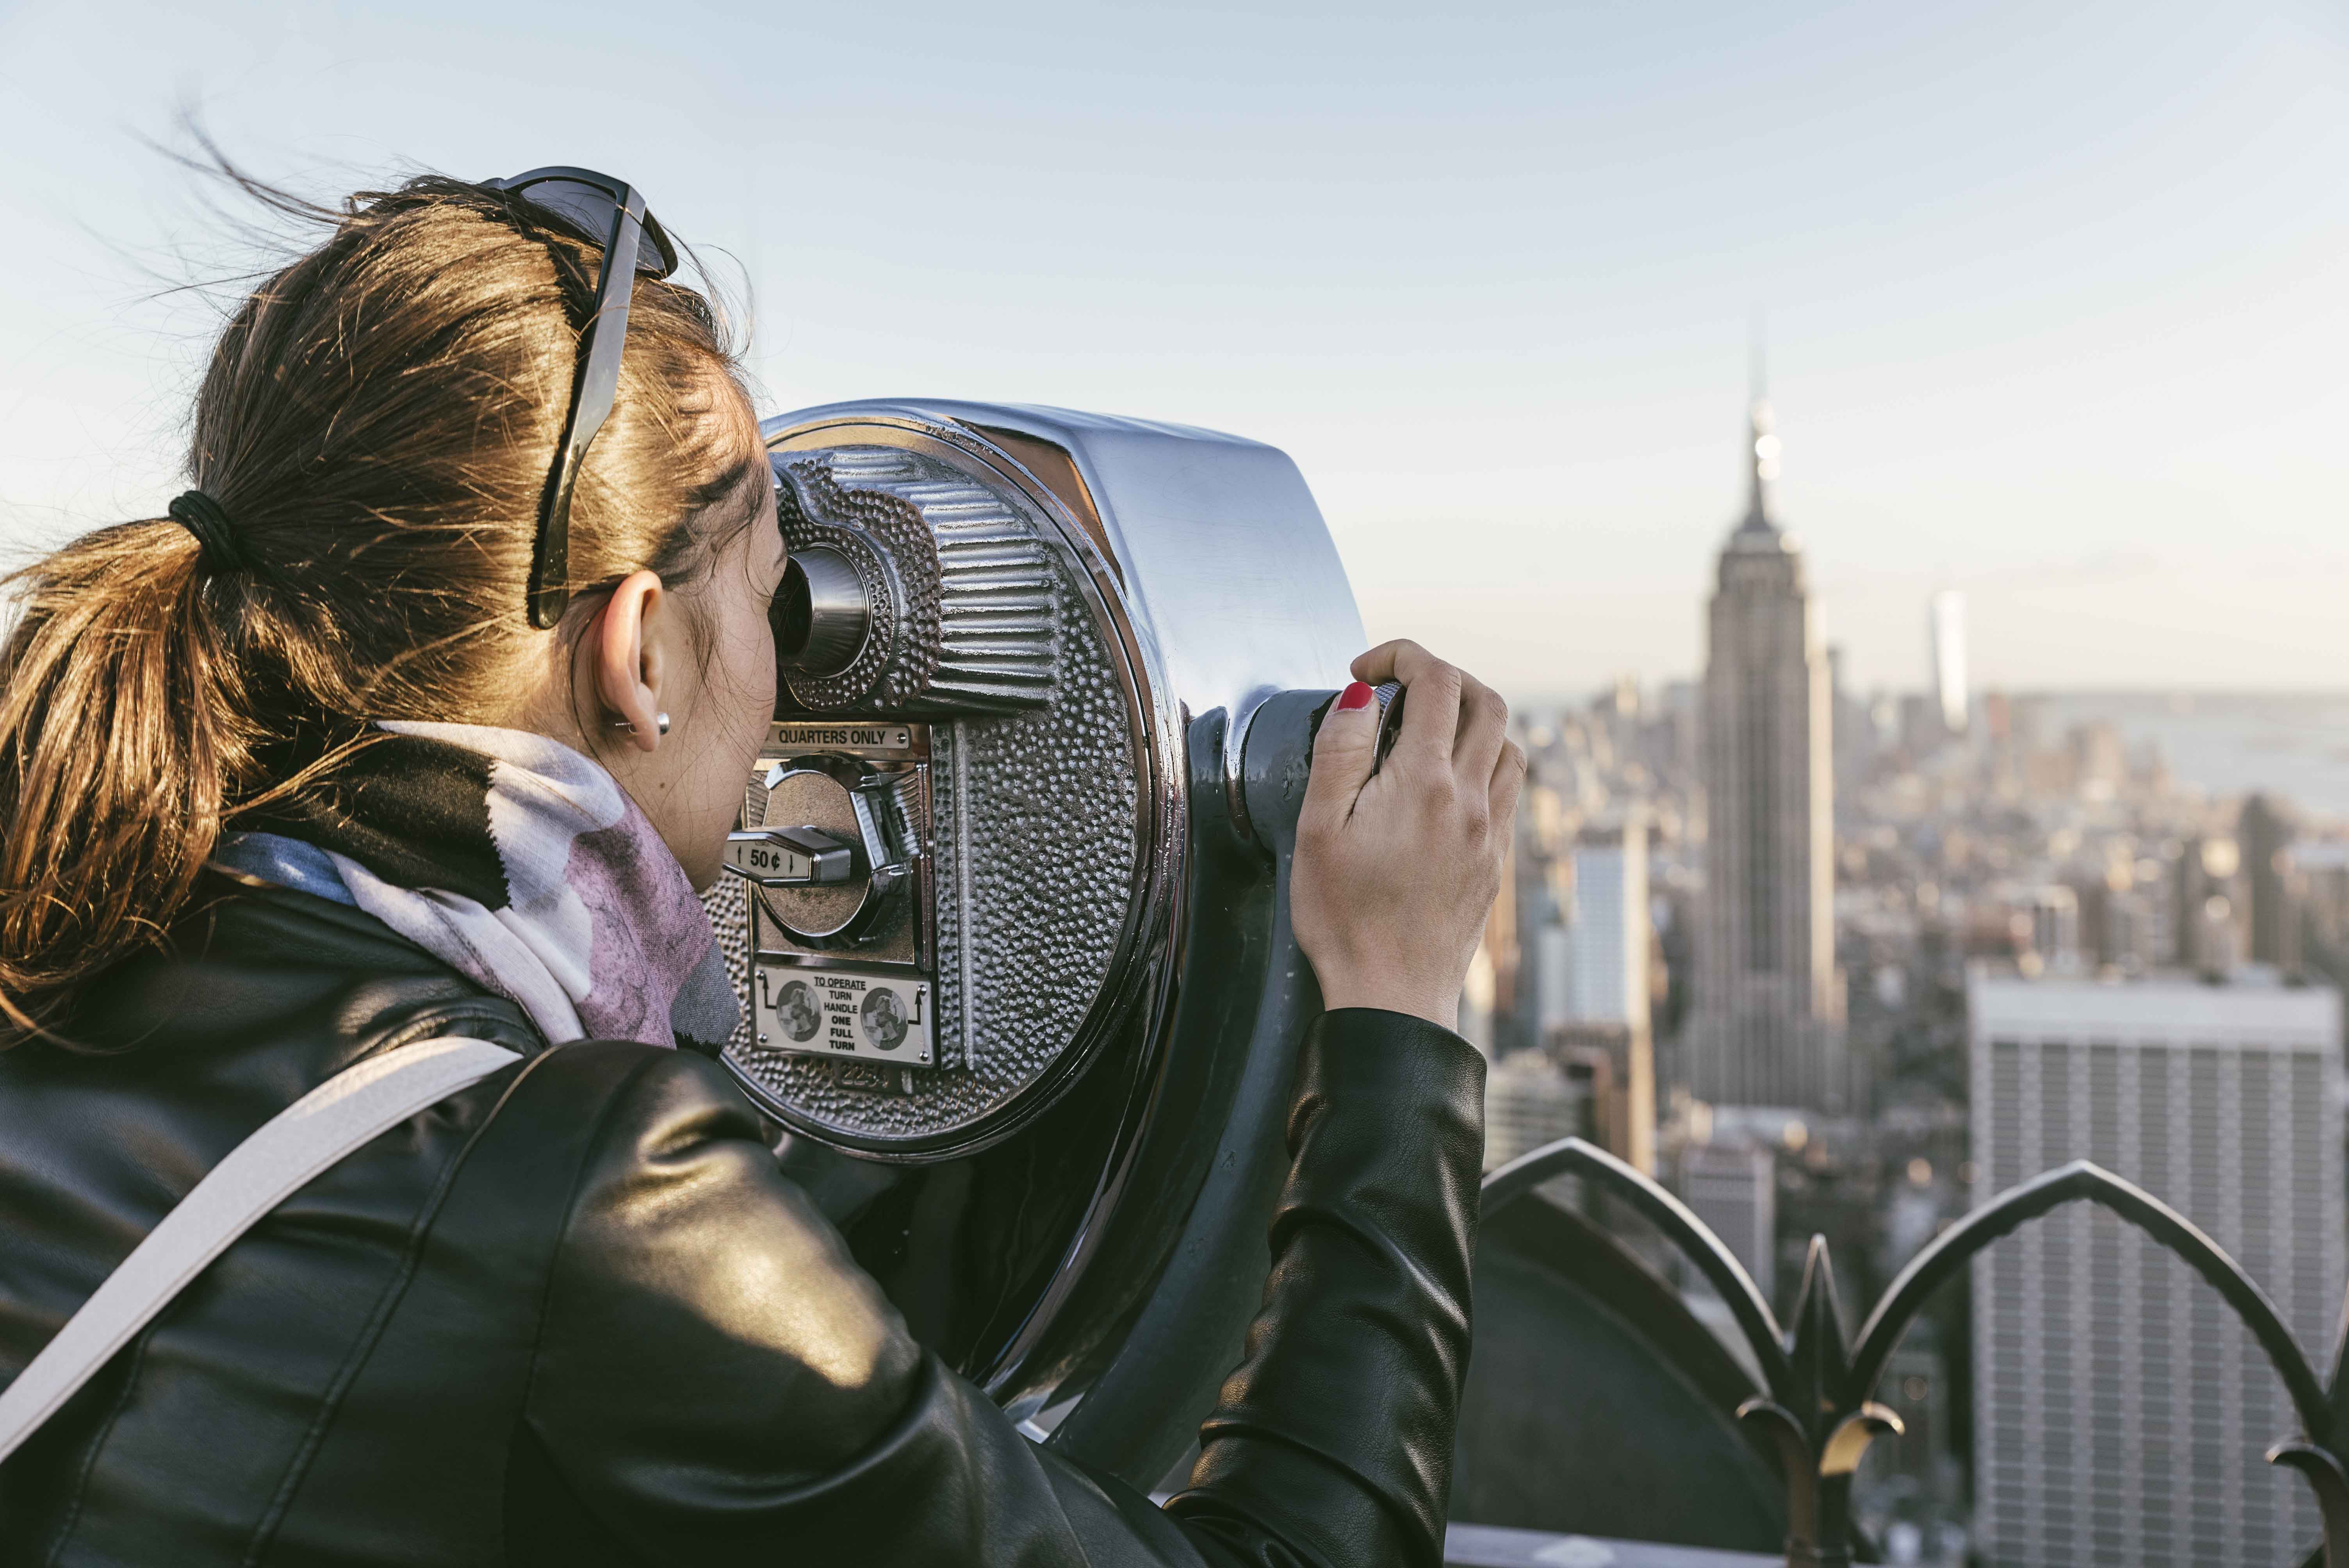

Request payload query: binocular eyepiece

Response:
[770,548,870,681]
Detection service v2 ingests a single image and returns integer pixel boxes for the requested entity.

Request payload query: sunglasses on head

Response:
[484,167,682,630]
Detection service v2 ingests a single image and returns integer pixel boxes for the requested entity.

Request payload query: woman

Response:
[0,167,1522,1566]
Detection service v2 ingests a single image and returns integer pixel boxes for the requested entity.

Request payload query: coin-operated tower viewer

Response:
[703,398,1397,1487]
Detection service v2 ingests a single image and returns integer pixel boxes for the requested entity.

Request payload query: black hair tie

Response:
[168,490,246,573]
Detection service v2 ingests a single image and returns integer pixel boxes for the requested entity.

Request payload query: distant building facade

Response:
[1554,809,1656,1172]
[2023,884,2081,975]
[1686,392,1846,1111]
[2300,840,2349,957]
[1969,972,2344,1568]
[2240,794,2301,973]
[2171,834,2247,976]
[1677,1137,1777,1303]
[1483,1049,1588,1172]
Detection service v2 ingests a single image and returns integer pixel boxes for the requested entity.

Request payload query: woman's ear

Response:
[591,570,669,752]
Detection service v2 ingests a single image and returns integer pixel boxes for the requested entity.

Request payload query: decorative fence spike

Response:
[1481,1136,2343,1568]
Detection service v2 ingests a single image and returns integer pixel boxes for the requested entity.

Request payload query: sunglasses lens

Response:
[512,178,674,276]
[512,178,615,244]
[638,214,679,278]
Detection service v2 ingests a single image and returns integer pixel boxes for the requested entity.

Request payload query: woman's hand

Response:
[1290,641,1526,1033]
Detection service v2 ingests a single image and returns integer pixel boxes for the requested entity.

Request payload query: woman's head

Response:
[0,167,783,1041]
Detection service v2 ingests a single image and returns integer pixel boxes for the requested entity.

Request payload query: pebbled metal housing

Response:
[774,446,1061,715]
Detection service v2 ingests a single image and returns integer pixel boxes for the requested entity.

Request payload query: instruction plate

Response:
[753,962,934,1067]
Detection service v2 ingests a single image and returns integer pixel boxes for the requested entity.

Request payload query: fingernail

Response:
[1337,681,1374,711]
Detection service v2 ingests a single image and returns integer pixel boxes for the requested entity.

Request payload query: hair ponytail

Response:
[0,161,757,1047]
[0,519,258,1039]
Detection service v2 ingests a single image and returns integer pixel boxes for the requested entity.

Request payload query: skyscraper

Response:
[1554,809,1656,1172]
[1930,589,1967,739]
[1561,815,1649,1026]
[2171,834,2246,976]
[1685,386,1844,1110]
[2240,793,2301,973]
[1969,971,2342,1567]
[1677,1137,1776,1302]
[1481,1049,1588,1172]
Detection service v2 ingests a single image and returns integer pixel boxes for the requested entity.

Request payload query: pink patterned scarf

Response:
[216,722,737,1053]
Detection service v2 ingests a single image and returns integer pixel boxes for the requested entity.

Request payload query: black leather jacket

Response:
[0,882,1484,1566]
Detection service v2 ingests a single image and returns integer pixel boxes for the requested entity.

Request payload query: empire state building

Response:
[1685,392,1846,1112]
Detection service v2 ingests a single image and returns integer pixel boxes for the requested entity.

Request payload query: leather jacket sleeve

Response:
[515,1009,1485,1568]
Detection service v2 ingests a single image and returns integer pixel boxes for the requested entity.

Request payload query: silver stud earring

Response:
[609,712,672,737]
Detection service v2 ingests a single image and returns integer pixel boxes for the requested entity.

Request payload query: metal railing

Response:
[1480,1137,2348,1568]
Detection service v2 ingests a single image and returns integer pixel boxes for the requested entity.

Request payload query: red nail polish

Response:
[1337,682,1374,711]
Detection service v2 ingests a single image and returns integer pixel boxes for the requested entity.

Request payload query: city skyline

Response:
[4,0,2346,697]
[1471,415,2349,1555]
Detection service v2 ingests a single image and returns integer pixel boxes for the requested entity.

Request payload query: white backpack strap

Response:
[0,1034,522,1466]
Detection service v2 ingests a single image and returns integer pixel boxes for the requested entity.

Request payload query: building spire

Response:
[1750,306,1766,403]
[1742,308,1779,532]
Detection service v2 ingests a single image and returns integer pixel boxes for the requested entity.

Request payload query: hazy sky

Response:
[3,0,2344,698]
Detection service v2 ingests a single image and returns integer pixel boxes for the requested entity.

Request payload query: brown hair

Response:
[0,167,763,1043]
